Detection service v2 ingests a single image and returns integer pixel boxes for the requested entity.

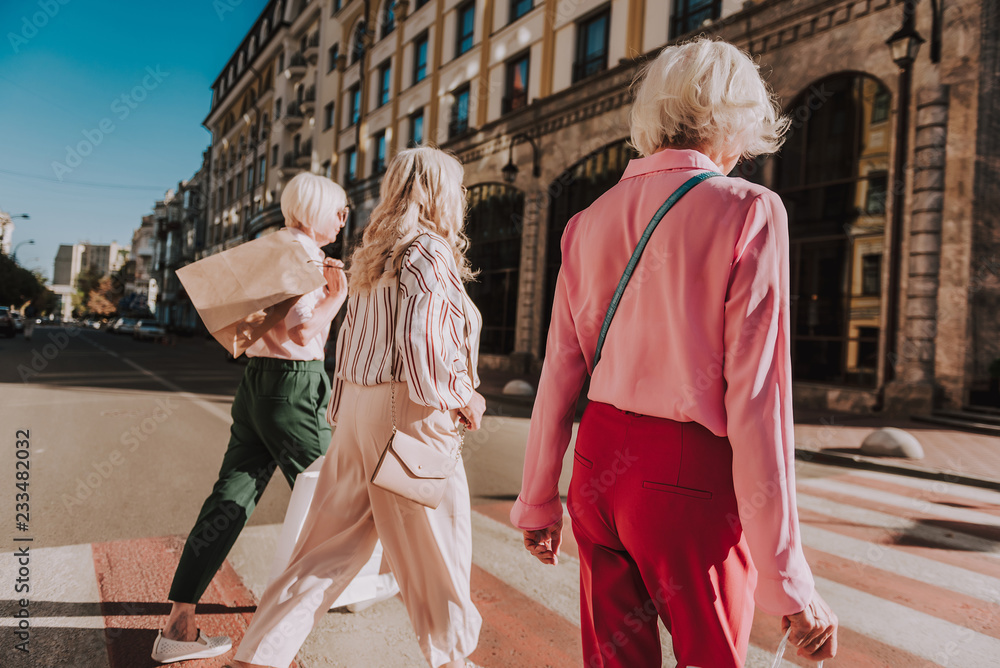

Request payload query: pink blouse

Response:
[326,232,482,426]
[510,149,814,616]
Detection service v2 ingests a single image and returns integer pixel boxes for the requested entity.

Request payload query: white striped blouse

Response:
[326,232,483,426]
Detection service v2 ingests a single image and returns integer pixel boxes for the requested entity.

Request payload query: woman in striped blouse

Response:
[230,147,486,668]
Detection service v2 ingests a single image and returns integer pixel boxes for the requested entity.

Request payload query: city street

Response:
[2,327,1000,667]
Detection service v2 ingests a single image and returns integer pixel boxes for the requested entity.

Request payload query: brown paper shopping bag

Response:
[176,229,326,357]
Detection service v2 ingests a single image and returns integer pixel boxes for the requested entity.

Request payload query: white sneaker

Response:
[346,573,401,612]
[150,629,232,663]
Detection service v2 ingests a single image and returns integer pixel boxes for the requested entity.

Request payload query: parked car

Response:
[12,312,24,333]
[0,307,15,338]
[133,320,167,341]
[111,317,138,335]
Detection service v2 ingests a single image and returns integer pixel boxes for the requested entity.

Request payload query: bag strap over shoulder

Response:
[592,171,722,368]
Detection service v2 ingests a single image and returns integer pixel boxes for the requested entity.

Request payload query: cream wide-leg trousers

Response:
[234,381,482,668]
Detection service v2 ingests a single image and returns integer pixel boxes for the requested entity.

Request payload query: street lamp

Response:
[882,0,924,385]
[13,239,35,262]
[502,134,541,184]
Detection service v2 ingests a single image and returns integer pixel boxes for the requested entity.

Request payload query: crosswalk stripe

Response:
[803,545,1000,639]
[799,522,1000,603]
[798,506,1000,581]
[797,492,1000,557]
[839,473,1000,518]
[800,476,1000,530]
[848,469,1000,507]
[814,575,1000,663]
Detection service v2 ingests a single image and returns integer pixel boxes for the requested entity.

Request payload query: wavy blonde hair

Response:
[348,146,474,292]
[629,37,790,160]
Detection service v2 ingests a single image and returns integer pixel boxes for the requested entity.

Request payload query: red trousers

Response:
[567,401,757,668]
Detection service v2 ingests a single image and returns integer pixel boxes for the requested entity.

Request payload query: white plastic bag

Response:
[266,455,393,609]
[771,627,824,668]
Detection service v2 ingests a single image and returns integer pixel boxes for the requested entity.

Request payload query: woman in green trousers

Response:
[151,173,350,664]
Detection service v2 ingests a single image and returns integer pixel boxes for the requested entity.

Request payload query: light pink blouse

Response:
[510,149,814,616]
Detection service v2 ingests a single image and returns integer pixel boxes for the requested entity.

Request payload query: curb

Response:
[794,448,1000,492]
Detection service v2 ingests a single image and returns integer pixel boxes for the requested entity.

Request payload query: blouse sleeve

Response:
[723,191,815,616]
[510,215,589,531]
[396,236,474,411]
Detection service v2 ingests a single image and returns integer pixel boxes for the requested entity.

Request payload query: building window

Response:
[352,20,367,64]
[871,90,891,124]
[865,171,888,214]
[277,52,284,73]
[456,1,475,56]
[409,109,424,147]
[378,60,392,107]
[465,184,524,355]
[271,144,278,167]
[510,0,533,23]
[275,97,282,119]
[671,0,721,38]
[322,160,331,178]
[332,0,342,13]
[328,43,340,72]
[373,130,387,173]
[324,102,335,130]
[861,254,881,296]
[413,32,429,84]
[381,1,397,39]
[293,133,301,155]
[345,147,358,183]
[416,0,430,7]
[259,155,266,184]
[503,52,529,114]
[348,84,361,125]
[449,84,471,138]
[247,166,254,191]
[574,8,610,82]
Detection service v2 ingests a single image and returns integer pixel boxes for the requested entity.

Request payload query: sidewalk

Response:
[476,368,1000,490]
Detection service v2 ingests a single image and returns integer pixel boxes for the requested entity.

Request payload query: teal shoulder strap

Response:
[592,171,722,368]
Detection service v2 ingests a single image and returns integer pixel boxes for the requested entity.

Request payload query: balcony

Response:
[301,85,316,114]
[283,52,307,81]
[282,101,304,129]
[304,32,320,65]
[501,91,529,115]
[279,150,303,177]
[295,139,312,167]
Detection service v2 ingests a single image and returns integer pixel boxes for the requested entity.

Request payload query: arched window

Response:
[465,183,524,355]
[351,20,367,64]
[381,1,397,39]
[755,73,891,386]
[542,139,637,346]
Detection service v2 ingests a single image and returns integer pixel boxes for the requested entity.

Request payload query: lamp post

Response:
[883,0,924,385]
[502,134,541,184]
[12,240,35,263]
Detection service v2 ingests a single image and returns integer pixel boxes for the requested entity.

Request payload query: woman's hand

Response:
[782,591,838,660]
[322,259,348,303]
[457,391,486,430]
[523,517,563,565]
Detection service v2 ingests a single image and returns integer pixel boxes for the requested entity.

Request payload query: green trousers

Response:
[169,357,332,604]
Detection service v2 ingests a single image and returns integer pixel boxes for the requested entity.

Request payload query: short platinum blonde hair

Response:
[280,172,347,231]
[629,37,789,159]
[348,146,474,292]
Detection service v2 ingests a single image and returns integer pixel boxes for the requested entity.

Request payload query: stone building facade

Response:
[199,0,998,414]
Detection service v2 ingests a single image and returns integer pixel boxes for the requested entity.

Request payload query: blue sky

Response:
[0,0,270,280]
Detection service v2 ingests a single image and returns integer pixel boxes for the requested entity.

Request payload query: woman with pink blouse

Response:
[512,39,838,666]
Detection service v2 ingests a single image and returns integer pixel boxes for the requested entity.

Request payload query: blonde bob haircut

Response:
[348,146,474,293]
[280,172,348,231]
[629,37,789,160]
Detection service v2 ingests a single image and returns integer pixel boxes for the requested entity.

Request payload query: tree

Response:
[0,253,46,307]
[87,277,117,316]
